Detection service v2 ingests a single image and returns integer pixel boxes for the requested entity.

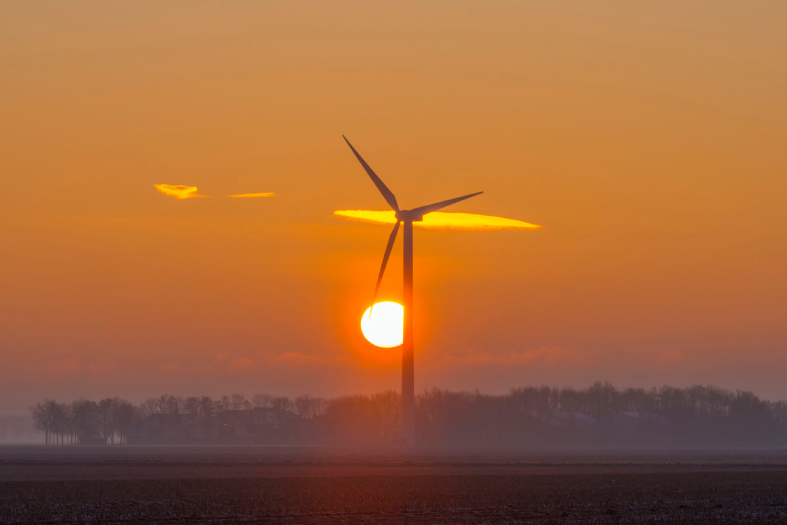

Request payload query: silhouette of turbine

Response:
[343,136,483,446]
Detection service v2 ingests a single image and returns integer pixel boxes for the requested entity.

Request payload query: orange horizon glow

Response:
[334,210,542,231]
[3,2,787,411]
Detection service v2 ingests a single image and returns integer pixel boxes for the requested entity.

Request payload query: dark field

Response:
[2,447,787,524]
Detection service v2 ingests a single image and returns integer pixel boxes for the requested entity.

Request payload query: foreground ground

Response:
[1,447,787,523]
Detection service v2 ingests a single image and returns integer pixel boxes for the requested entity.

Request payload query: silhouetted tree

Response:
[51,402,68,444]
[293,395,327,419]
[770,401,787,424]
[216,395,231,413]
[98,398,118,444]
[229,394,250,411]
[71,399,99,443]
[252,393,272,409]
[138,398,159,418]
[115,399,138,443]
[198,396,215,418]
[271,397,293,428]
[326,391,400,444]
[184,397,201,419]
[30,400,55,444]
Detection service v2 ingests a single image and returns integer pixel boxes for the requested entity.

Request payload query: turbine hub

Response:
[396,210,424,222]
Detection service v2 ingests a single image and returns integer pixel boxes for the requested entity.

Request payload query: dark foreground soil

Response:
[1,447,787,523]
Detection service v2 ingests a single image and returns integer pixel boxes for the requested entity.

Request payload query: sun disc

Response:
[361,302,403,348]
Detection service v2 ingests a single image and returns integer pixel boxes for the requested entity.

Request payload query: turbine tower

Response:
[343,136,483,446]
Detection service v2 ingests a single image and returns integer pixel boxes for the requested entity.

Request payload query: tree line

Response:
[417,383,787,446]
[30,398,137,445]
[29,393,325,445]
[30,383,787,446]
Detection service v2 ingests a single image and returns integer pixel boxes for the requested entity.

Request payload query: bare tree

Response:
[115,400,138,444]
[98,398,119,444]
[30,400,56,444]
[229,394,250,411]
[216,395,231,413]
[770,401,787,424]
[313,397,328,418]
[326,391,401,444]
[62,402,75,444]
[198,396,214,418]
[68,400,82,443]
[294,395,327,419]
[252,393,273,409]
[157,394,185,416]
[294,395,313,419]
[158,395,185,437]
[184,397,201,419]
[51,402,68,445]
[138,398,159,419]
[271,397,293,428]
[71,399,99,443]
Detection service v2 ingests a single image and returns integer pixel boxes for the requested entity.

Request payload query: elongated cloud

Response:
[334,210,541,231]
[155,185,276,200]
[154,184,207,200]
[229,192,276,198]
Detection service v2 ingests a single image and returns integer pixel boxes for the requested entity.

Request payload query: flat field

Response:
[2,446,787,523]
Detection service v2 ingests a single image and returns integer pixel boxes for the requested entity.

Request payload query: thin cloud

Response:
[158,363,183,376]
[228,357,257,371]
[154,184,207,200]
[334,210,541,231]
[44,357,114,378]
[45,357,81,378]
[154,185,275,200]
[229,192,276,198]
[201,352,349,376]
[269,352,333,366]
[438,347,589,368]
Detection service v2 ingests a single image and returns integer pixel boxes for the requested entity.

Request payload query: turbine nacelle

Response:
[395,210,424,222]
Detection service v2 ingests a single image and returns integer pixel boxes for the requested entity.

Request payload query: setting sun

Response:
[361,302,404,348]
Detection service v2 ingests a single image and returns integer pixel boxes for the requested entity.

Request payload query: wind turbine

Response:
[343,136,483,446]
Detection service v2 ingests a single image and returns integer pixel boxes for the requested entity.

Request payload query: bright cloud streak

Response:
[334,210,542,231]
[154,184,207,200]
[229,193,276,198]
[155,186,277,199]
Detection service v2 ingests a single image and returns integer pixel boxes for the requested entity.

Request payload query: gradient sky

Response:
[1,2,786,413]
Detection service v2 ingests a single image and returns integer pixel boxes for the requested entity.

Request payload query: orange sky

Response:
[1,2,786,413]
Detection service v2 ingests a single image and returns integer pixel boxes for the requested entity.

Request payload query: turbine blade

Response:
[410,191,484,216]
[342,136,399,211]
[370,220,401,314]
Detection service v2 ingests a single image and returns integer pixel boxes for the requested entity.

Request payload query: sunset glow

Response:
[154,184,206,200]
[361,302,404,348]
[3,1,787,416]
[334,210,542,231]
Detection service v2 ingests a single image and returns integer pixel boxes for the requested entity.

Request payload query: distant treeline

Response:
[30,383,787,447]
